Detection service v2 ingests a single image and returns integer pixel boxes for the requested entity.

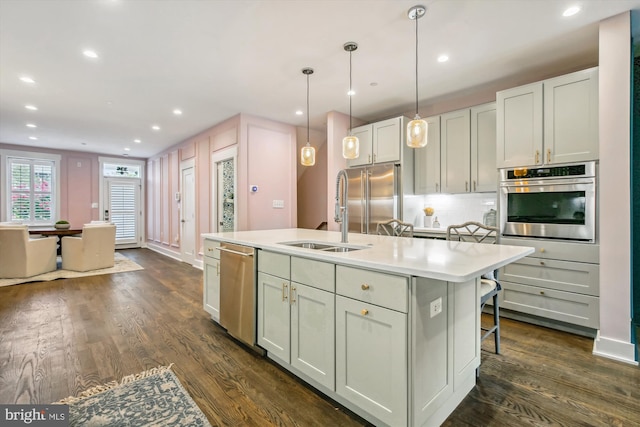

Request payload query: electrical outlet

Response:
[430,297,442,318]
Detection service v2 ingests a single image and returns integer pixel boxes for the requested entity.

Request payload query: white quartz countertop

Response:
[202,228,534,283]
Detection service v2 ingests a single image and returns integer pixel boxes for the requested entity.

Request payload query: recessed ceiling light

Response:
[295,110,303,116]
[437,54,449,63]
[370,82,378,87]
[173,109,183,115]
[81,142,87,146]
[83,50,99,59]
[347,90,355,96]
[26,123,37,128]
[151,125,160,131]
[134,139,141,143]
[124,147,131,151]
[562,6,580,17]
[25,105,38,111]
[29,136,38,140]
[20,76,35,84]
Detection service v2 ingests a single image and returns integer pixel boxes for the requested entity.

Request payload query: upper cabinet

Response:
[496,67,598,168]
[348,116,408,167]
[414,102,497,194]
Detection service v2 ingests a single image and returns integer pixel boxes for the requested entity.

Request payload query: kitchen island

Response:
[202,228,533,427]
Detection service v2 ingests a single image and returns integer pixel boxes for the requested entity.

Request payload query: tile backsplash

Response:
[404,192,497,229]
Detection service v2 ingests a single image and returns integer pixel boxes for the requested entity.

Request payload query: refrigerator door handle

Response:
[360,170,365,233]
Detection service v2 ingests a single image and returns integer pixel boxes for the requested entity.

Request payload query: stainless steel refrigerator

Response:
[346,163,401,234]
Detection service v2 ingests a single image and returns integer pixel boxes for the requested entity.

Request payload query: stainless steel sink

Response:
[279,240,368,252]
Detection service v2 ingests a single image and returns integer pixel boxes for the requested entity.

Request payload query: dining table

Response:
[29,228,83,255]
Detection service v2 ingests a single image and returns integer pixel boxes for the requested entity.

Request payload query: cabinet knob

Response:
[540,261,545,266]
[361,309,369,316]
[540,291,545,295]
[540,248,545,253]
[207,247,213,251]
[361,284,370,290]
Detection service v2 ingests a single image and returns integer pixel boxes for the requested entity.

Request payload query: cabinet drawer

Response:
[499,237,599,263]
[291,257,335,292]
[204,239,220,259]
[336,266,408,313]
[258,251,290,279]
[500,281,599,328]
[500,257,599,296]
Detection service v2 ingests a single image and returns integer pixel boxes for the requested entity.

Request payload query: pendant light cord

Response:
[349,49,353,133]
[414,11,419,116]
[306,72,310,143]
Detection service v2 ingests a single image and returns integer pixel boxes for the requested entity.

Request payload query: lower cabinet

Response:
[257,253,336,390]
[335,295,407,427]
[203,240,221,321]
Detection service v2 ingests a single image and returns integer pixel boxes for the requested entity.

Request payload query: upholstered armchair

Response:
[0,225,58,278]
[61,224,116,272]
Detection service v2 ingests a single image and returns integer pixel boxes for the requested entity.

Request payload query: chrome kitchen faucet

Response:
[334,169,349,243]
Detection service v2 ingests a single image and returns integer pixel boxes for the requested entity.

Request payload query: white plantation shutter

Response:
[109,181,137,242]
[9,157,55,224]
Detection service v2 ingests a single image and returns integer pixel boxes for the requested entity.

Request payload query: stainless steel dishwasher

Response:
[218,242,256,348]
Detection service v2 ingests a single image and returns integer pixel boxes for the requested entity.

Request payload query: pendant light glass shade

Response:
[300,68,315,166]
[407,5,428,149]
[342,135,359,159]
[301,144,315,166]
[342,42,359,159]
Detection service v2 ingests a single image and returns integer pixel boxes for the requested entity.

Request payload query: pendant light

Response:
[342,42,359,159]
[407,5,428,148]
[300,67,316,166]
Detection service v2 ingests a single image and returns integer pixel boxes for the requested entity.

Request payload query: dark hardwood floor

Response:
[0,248,638,426]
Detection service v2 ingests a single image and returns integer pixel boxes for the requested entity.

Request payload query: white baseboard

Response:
[146,242,203,270]
[592,332,638,365]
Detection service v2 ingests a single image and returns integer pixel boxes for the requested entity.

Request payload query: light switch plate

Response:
[272,200,284,208]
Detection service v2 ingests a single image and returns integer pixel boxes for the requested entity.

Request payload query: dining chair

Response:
[446,221,501,359]
[376,219,414,237]
[0,224,58,278]
[61,223,116,272]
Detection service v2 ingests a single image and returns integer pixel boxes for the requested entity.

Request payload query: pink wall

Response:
[297,134,328,230]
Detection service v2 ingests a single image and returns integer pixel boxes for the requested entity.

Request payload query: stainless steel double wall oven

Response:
[499,162,596,242]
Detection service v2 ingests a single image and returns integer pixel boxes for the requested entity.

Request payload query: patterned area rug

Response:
[0,252,143,287]
[55,365,211,427]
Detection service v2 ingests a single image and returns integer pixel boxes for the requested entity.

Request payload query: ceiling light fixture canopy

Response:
[300,67,316,166]
[407,5,428,149]
[342,42,359,160]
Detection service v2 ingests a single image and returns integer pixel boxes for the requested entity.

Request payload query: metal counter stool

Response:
[446,221,501,361]
[376,219,414,237]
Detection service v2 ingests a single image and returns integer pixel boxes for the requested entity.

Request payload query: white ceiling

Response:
[1,0,639,159]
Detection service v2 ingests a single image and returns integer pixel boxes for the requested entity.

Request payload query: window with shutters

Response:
[3,153,60,225]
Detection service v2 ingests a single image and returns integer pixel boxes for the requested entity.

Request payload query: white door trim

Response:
[211,146,238,232]
[180,158,196,264]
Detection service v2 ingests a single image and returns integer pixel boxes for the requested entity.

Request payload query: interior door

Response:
[181,165,196,264]
[105,178,140,247]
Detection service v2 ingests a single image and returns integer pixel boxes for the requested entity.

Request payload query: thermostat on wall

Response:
[250,185,258,193]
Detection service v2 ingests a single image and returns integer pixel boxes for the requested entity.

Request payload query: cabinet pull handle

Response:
[282,283,288,301]
[361,309,369,316]
[436,183,439,192]
[361,284,370,290]
[216,263,220,276]
[547,148,551,163]
[373,154,376,163]
[535,150,540,164]
[465,181,468,192]
[368,154,372,163]
[290,285,296,304]
[473,181,476,192]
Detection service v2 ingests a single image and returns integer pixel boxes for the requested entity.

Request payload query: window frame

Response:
[1,149,61,225]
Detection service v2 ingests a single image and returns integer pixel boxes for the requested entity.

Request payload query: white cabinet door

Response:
[414,115,441,194]
[203,258,220,322]
[496,82,543,168]
[544,67,599,164]
[373,117,402,164]
[441,109,471,193]
[290,283,335,390]
[347,124,374,167]
[335,295,407,427]
[257,272,290,363]
[471,103,497,192]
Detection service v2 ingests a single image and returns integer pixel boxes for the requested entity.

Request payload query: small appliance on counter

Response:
[432,217,440,228]
[483,209,497,227]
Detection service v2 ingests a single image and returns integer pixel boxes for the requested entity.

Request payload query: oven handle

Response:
[500,179,594,188]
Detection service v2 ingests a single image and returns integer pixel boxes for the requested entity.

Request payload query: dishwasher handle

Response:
[217,247,254,257]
